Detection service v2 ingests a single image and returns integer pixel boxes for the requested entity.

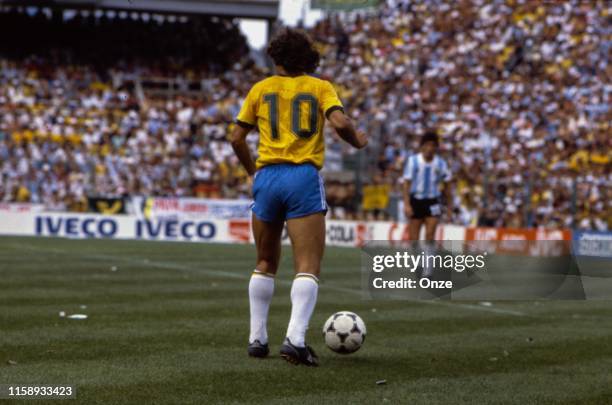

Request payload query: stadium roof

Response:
[0,0,280,19]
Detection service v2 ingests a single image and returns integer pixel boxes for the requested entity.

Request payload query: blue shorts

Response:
[252,163,327,223]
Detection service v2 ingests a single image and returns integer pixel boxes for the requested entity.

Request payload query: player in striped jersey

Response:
[402,132,452,243]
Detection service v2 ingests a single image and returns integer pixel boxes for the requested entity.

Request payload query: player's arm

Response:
[321,81,367,149]
[442,182,453,220]
[327,110,368,149]
[402,179,413,219]
[440,160,453,220]
[229,123,256,176]
[402,156,414,219]
[231,85,258,176]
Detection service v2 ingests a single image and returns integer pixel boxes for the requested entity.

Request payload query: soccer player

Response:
[402,132,452,277]
[229,28,368,366]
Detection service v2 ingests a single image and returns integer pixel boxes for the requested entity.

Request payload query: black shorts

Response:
[410,196,442,219]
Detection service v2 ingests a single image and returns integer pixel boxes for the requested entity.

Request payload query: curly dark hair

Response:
[421,131,439,146]
[267,28,320,75]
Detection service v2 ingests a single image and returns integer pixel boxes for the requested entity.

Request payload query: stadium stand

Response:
[0,1,609,230]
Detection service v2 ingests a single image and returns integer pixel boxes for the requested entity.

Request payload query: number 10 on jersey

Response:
[263,93,319,140]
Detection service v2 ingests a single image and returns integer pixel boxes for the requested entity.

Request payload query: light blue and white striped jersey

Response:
[402,153,452,199]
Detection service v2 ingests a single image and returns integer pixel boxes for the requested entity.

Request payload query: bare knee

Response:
[256,258,279,275]
[409,221,422,240]
[294,259,320,277]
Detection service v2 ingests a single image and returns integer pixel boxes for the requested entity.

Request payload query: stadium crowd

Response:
[0,1,610,230]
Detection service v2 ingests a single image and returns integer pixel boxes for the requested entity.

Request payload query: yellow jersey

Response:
[236,75,343,170]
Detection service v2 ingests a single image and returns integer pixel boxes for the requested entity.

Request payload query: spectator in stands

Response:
[0,1,609,231]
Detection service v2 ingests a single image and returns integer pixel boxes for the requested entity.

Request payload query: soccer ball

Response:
[322,311,366,354]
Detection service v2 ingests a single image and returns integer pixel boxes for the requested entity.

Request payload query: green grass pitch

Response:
[1,236,611,404]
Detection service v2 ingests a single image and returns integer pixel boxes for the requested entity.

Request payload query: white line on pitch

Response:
[8,241,527,317]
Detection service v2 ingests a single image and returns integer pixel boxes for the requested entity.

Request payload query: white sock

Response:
[249,270,275,344]
[286,273,319,347]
